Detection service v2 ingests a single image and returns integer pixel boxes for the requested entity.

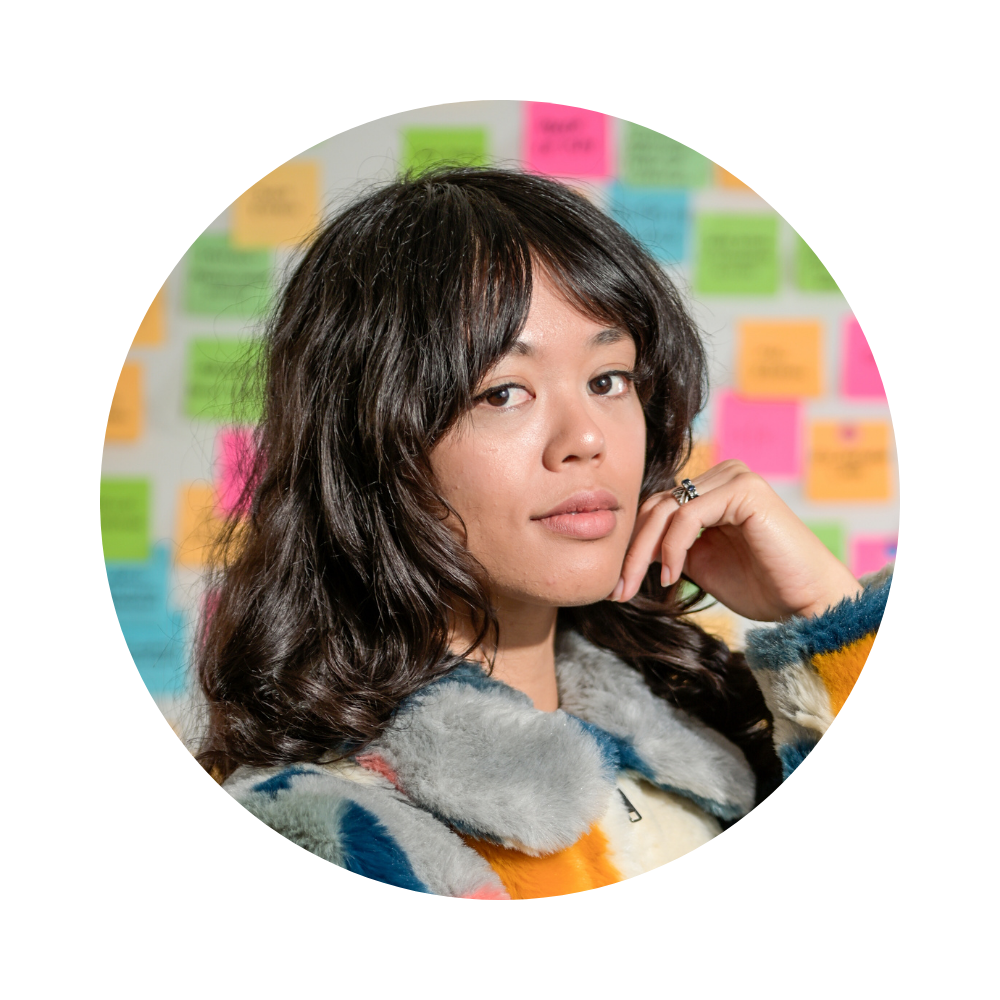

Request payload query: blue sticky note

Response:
[106,543,170,619]
[118,609,189,697]
[610,184,690,263]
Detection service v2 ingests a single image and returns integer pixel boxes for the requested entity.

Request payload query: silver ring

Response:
[671,478,700,505]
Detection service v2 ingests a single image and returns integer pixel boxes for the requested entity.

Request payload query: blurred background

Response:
[99,100,898,737]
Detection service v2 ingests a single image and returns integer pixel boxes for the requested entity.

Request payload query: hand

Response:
[609,460,863,621]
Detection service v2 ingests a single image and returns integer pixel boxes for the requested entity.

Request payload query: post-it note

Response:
[736,319,822,398]
[402,127,488,175]
[106,543,170,618]
[185,338,263,423]
[232,160,321,249]
[610,185,689,263]
[715,391,801,477]
[677,441,715,483]
[842,316,886,399]
[175,483,225,568]
[524,103,610,178]
[215,427,257,517]
[806,421,892,501]
[620,123,709,188]
[714,164,754,192]
[184,233,273,318]
[850,534,897,579]
[119,609,188,697]
[795,235,839,291]
[101,478,150,561]
[694,214,779,295]
[805,521,846,562]
[133,286,165,347]
[106,361,144,442]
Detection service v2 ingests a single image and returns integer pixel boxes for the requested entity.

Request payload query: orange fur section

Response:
[463,826,622,899]
[812,632,875,715]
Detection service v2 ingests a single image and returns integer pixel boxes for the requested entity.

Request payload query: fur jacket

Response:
[224,567,892,899]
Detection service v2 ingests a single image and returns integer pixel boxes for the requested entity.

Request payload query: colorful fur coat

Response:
[224,567,891,899]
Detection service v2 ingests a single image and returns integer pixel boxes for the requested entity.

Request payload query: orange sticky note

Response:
[677,441,715,482]
[175,484,226,568]
[714,164,754,192]
[132,286,165,347]
[806,421,891,501]
[736,319,822,398]
[231,160,320,249]
[106,362,143,442]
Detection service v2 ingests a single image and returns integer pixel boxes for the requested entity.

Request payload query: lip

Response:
[535,490,620,519]
[531,490,620,540]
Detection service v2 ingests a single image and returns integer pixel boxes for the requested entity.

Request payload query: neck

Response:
[450,598,560,711]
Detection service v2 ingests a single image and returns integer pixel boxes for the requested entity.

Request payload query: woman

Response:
[197,166,891,899]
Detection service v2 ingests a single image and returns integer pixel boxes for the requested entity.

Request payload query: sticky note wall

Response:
[100,101,897,719]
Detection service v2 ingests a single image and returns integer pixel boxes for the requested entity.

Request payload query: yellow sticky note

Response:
[106,362,143,442]
[736,319,822,398]
[678,441,715,482]
[175,484,225,567]
[686,608,741,650]
[714,164,754,192]
[231,160,320,249]
[133,286,165,347]
[806,421,891,501]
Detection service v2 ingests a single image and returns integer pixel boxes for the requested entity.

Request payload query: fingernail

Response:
[661,566,671,587]
[611,577,625,602]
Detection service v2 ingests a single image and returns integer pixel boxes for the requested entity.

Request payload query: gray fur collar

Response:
[361,631,755,856]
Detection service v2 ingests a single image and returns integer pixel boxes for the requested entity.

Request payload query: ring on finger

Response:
[671,478,700,505]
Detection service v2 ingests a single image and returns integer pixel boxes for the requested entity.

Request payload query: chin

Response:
[502,553,625,608]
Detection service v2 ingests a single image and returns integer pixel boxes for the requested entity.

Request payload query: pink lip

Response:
[532,490,620,540]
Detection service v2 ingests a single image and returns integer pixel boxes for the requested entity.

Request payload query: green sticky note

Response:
[795,235,839,291]
[184,233,273,318]
[101,478,150,561]
[621,123,710,188]
[185,337,264,423]
[694,214,779,295]
[806,521,846,563]
[401,127,488,175]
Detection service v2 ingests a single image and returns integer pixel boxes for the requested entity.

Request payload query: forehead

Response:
[509,325,630,357]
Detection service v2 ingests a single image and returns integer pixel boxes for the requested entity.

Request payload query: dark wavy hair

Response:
[196,166,782,804]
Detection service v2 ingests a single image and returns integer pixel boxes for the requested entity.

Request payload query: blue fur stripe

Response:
[251,766,317,798]
[779,739,818,779]
[745,574,892,670]
[337,800,430,893]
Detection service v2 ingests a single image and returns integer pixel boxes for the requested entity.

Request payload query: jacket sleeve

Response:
[744,565,892,779]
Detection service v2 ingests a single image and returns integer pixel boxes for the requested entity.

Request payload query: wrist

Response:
[795,576,864,619]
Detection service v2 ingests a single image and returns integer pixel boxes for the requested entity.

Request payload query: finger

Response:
[659,484,747,585]
[614,494,680,601]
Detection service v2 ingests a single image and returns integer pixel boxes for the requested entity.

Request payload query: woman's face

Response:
[431,272,647,608]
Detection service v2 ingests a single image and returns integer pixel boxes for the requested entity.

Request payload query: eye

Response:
[478,384,532,408]
[589,372,632,396]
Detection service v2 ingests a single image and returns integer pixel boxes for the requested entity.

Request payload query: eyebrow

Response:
[510,327,629,356]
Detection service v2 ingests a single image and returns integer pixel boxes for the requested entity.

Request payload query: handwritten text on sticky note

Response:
[694,214,779,295]
[232,160,320,249]
[402,127,488,175]
[185,338,263,424]
[621,124,709,188]
[736,319,822,398]
[610,185,689,263]
[524,103,610,178]
[806,421,891,501]
[101,477,150,561]
[184,233,272,318]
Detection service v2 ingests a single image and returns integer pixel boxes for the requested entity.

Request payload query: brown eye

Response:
[590,374,613,395]
[485,387,510,407]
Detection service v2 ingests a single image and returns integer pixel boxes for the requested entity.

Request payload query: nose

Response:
[541,394,606,471]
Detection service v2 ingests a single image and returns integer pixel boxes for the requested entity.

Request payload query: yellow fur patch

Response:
[812,632,875,715]
[463,825,622,899]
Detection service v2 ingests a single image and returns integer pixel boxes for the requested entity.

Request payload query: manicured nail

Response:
[661,566,671,587]
[611,577,625,602]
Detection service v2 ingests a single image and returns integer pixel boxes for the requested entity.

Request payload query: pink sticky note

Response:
[715,391,801,477]
[523,103,610,178]
[850,534,897,578]
[215,427,257,517]
[842,317,886,398]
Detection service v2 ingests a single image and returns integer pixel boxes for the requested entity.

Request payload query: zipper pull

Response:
[618,788,642,823]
